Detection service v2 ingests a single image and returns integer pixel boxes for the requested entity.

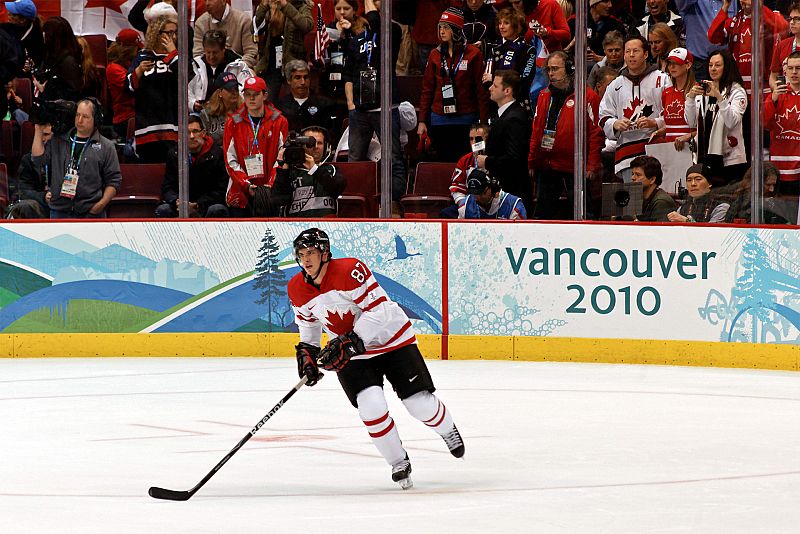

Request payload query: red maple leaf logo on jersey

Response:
[623,97,653,121]
[776,104,800,136]
[325,309,356,335]
[85,0,126,27]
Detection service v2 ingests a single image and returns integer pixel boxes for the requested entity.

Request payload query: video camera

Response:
[30,99,77,136]
[282,130,317,166]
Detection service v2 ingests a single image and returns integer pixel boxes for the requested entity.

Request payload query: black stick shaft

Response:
[149,375,309,501]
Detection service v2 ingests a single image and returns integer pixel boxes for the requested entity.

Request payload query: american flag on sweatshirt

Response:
[313,3,330,65]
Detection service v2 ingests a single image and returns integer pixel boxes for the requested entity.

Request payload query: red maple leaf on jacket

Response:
[85,0,126,27]
[325,309,356,335]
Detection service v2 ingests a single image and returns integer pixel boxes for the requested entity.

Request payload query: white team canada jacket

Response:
[599,64,671,174]
[288,257,416,358]
[684,83,748,168]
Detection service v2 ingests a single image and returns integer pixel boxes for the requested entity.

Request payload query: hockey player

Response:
[288,228,464,490]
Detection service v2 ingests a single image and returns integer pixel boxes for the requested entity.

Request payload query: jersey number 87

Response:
[351,262,368,283]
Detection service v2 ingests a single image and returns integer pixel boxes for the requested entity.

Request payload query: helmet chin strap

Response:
[299,252,329,286]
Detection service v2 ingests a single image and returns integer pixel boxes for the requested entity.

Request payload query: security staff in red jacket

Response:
[528,51,604,220]
[222,76,288,216]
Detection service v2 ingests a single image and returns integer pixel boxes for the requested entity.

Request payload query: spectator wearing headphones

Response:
[459,167,526,219]
[418,7,490,163]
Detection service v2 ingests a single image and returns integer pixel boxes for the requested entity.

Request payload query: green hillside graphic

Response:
[6,300,161,333]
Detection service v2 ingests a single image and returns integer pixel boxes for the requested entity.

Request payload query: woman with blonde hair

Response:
[201,72,243,147]
[647,23,678,72]
[126,13,180,163]
[76,36,104,100]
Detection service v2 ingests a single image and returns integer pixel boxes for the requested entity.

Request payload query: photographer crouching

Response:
[270,127,346,218]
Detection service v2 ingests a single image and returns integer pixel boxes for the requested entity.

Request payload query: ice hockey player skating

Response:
[288,228,464,489]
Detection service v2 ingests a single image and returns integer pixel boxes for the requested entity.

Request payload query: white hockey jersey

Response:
[288,257,416,358]
[599,65,671,174]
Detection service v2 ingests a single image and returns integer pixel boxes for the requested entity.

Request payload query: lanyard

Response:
[441,45,467,81]
[69,135,90,172]
[366,34,376,66]
[247,114,261,154]
[545,93,564,130]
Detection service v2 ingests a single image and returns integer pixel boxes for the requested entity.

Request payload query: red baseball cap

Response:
[117,28,144,49]
[243,76,267,93]
[666,47,693,65]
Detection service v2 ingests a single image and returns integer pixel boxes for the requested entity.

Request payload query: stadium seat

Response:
[0,162,8,211]
[0,120,17,174]
[82,34,109,68]
[19,121,34,160]
[400,161,454,218]
[332,161,378,218]
[107,163,165,218]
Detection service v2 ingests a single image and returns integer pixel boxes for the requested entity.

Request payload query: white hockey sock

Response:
[402,391,455,437]
[356,386,407,466]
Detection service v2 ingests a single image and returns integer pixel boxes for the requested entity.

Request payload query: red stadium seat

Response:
[0,162,8,211]
[107,163,165,218]
[400,161,454,218]
[332,161,379,218]
[19,121,34,159]
[14,77,32,113]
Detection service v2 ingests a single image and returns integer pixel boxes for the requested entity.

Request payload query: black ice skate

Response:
[391,455,413,490]
[442,425,465,458]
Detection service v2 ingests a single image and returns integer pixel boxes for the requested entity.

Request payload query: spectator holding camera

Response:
[765,51,800,197]
[684,49,748,185]
[35,17,84,104]
[271,126,346,217]
[126,14,180,163]
[156,114,229,218]
[31,98,121,219]
[223,76,289,217]
[520,0,571,52]
[418,8,490,163]
[769,2,800,91]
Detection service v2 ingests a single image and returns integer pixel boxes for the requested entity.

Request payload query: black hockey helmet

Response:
[293,228,331,260]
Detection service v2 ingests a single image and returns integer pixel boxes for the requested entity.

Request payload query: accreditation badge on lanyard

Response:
[244,115,266,180]
[61,137,88,198]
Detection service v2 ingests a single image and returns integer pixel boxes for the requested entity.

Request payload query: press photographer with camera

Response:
[271,127,345,218]
[31,98,121,219]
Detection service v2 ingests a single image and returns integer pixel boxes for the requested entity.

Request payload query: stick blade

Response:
[148,486,193,501]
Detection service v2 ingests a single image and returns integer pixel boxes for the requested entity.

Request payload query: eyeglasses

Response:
[188,128,204,136]
[789,17,800,23]
[545,66,563,72]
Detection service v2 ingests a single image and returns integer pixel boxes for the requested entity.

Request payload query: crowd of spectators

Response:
[0,0,797,224]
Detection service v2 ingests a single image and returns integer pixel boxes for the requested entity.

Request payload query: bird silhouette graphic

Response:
[391,235,422,260]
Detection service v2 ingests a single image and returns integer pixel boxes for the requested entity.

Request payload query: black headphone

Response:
[78,97,104,129]
[564,53,575,76]
[301,125,332,163]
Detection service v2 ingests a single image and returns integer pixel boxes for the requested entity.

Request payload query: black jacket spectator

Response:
[484,99,532,210]
[160,136,228,217]
[275,93,338,135]
[15,153,49,215]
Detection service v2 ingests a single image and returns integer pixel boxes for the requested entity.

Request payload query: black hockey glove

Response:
[317,331,366,372]
[295,342,322,386]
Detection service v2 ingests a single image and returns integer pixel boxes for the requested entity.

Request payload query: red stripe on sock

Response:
[363,412,389,427]
[368,419,395,438]
[422,401,442,424]
[426,404,447,428]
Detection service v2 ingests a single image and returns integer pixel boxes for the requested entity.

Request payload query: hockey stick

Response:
[148,375,310,501]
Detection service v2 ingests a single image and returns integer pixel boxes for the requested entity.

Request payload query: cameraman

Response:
[31,98,121,219]
[272,126,345,217]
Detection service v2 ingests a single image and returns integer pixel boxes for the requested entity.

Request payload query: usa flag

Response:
[313,3,330,66]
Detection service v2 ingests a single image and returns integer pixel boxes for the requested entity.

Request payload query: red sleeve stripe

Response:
[354,282,379,304]
[295,314,316,323]
[382,320,412,347]
[368,419,395,438]
[361,296,388,312]
[423,401,447,428]
[363,411,390,427]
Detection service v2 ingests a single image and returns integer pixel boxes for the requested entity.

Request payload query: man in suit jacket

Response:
[476,69,533,212]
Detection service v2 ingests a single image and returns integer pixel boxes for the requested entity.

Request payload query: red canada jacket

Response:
[222,103,288,208]
[528,86,603,174]
[418,43,490,125]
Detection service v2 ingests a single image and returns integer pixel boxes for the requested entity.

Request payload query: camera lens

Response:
[614,190,630,207]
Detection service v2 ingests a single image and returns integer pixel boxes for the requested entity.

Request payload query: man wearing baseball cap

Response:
[459,167,526,219]
[2,0,42,70]
[222,76,288,216]
[588,0,626,63]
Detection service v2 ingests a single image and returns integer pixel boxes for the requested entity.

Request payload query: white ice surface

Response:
[2,358,799,533]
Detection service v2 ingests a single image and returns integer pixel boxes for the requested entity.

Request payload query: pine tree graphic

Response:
[253,228,288,332]
[733,231,775,342]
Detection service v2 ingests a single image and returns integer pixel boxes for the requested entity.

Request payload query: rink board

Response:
[0,220,798,369]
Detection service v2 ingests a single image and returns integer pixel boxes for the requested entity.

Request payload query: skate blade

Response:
[397,477,413,490]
